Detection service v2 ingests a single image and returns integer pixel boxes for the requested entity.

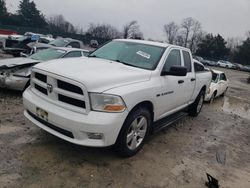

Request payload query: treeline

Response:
[0,0,249,65]
[0,0,143,39]
[163,18,250,65]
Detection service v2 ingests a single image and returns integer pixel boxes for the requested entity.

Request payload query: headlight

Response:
[90,93,126,113]
[12,67,32,78]
[207,88,211,94]
[12,73,29,77]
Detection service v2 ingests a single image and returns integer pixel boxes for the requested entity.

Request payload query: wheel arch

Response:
[201,85,207,93]
[129,100,154,122]
[214,90,217,97]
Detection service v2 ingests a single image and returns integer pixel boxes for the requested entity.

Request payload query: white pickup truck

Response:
[23,39,212,157]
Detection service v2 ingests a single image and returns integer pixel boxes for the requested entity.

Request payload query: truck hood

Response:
[34,57,152,92]
[0,57,40,69]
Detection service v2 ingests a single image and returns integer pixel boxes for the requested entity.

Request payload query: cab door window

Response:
[194,62,205,72]
[162,49,181,72]
[182,50,192,72]
[220,73,227,81]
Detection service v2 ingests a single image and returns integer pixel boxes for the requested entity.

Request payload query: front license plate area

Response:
[36,107,48,122]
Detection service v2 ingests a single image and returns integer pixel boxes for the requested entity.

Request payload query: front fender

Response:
[103,80,161,119]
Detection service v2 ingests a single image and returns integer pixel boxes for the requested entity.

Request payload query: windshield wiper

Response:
[114,59,140,68]
[30,57,40,60]
[88,54,100,58]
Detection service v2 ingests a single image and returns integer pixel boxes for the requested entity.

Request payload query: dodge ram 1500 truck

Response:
[23,39,212,157]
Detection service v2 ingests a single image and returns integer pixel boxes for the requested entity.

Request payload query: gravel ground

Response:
[0,55,250,188]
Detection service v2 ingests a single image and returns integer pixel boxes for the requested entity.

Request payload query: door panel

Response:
[182,50,196,103]
[159,49,187,116]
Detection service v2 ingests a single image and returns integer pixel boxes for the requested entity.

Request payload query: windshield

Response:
[29,48,66,61]
[49,38,69,47]
[212,72,219,83]
[89,41,165,70]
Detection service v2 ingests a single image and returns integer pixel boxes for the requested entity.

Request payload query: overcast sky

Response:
[6,0,250,40]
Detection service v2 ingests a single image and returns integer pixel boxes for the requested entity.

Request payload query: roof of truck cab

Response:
[114,39,191,51]
[114,39,169,48]
[51,47,89,52]
[211,69,224,74]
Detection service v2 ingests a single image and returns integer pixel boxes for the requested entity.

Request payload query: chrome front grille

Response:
[31,70,89,114]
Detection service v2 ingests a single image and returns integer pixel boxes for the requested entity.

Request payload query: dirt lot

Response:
[0,53,250,188]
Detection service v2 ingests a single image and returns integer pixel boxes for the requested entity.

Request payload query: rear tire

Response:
[188,90,205,117]
[116,107,151,157]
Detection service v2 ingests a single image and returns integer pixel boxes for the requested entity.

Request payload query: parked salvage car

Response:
[242,65,250,72]
[200,59,217,66]
[90,40,99,48]
[205,69,229,102]
[0,47,89,91]
[27,38,84,54]
[23,39,212,157]
[217,60,236,69]
[233,63,245,71]
[3,33,54,57]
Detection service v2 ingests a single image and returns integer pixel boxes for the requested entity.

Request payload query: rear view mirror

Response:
[161,66,187,76]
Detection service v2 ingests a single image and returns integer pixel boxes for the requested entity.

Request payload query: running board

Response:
[153,111,188,133]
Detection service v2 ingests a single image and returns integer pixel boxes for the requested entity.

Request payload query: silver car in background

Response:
[0,47,89,91]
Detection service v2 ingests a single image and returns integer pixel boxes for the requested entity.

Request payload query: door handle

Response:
[191,78,196,82]
[178,80,184,84]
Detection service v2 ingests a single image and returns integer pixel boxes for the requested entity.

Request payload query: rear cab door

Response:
[181,50,196,104]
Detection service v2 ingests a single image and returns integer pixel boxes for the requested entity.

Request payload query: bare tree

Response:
[123,20,144,39]
[87,23,121,39]
[123,20,137,38]
[180,17,203,52]
[175,35,185,46]
[227,37,243,52]
[163,22,179,44]
[189,20,202,52]
[47,14,76,33]
[181,17,196,47]
[246,31,250,38]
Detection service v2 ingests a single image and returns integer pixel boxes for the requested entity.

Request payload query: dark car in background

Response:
[3,33,54,57]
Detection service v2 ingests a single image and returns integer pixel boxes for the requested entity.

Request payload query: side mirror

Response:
[66,45,72,48]
[161,66,187,76]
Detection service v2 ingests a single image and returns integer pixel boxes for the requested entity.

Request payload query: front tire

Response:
[116,107,151,157]
[188,90,205,117]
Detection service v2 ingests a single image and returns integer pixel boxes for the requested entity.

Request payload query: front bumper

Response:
[0,74,29,91]
[205,92,213,101]
[23,87,129,147]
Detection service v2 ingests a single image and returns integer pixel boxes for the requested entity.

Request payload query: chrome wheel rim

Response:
[197,95,204,113]
[126,116,147,150]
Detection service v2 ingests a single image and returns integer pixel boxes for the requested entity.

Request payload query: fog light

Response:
[87,133,103,140]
